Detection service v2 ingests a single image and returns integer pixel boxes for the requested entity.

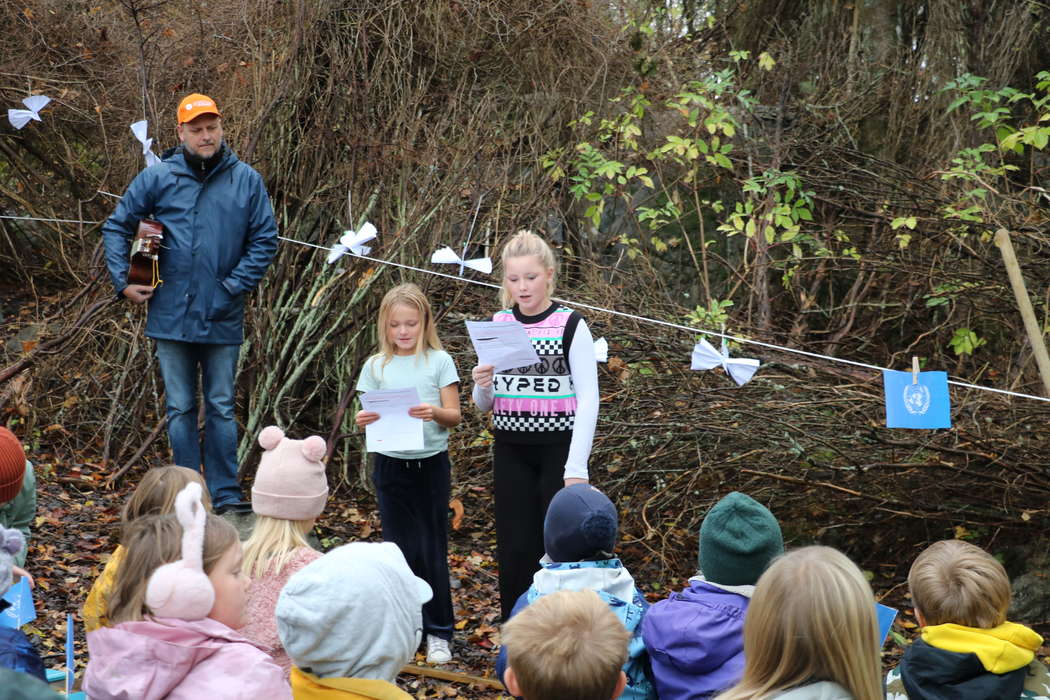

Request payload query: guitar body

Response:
[128,219,164,287]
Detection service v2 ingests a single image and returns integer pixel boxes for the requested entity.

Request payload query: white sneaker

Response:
[426,634,452,664]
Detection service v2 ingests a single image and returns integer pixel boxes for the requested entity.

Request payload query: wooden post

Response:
[994,228,1050,397]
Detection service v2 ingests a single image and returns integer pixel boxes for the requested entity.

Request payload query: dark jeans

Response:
[373,451,454,641]
[155,339,242,508]
[493,440,569,620]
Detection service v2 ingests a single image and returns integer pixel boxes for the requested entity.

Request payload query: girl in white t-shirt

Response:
[355,283,460,664]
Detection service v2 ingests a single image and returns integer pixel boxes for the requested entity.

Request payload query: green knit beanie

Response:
[698,491,784,586]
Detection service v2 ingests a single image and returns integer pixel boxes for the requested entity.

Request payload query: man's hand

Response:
[123,284,155,304]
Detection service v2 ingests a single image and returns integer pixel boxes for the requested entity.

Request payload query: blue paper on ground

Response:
[0,577,35,628]
[883,370,951,429]
[877,602,898,645]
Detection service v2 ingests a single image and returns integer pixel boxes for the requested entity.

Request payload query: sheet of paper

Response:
[360,387,424,452]
[465,320,540,372]
[876,602,898,645]
[0,577,35,628]
[882,369,951,429]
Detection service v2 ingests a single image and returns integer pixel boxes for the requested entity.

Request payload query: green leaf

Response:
[946,96,970,113]
[758,52,776,71]
[949,327,987,356]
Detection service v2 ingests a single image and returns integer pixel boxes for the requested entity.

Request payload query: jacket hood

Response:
[290,667,411,699]
[689,574,756,598]
[921,622,1041,674]
[897,622,1044,700]
[531,558,641,629]
[642,579,748,684]
[83,617,269,700]
[773,680,854,699]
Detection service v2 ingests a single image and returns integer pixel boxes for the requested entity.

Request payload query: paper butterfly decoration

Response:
[691,337,760,386]
[593,337,608,363]
[8,95,51,130]
[431,246,493,275]
[327,222,377,263]
[130,120,162,168]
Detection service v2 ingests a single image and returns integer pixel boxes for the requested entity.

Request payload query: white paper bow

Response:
[8,95,51,130]
[430,246,493,275]
[594,337,608,363]
[327,222,377,263]
[691,337,760,386]
[130,120,162,168]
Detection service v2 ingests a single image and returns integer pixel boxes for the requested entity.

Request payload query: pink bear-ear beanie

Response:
[252,425,329,521]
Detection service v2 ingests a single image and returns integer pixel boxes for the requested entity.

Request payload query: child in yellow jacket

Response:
[81,466,210,631]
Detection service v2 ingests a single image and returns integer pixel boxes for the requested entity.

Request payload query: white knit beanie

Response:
[252,426,329,520]
[276,542,432,680]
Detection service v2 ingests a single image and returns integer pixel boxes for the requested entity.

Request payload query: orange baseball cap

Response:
[177,93,222,124]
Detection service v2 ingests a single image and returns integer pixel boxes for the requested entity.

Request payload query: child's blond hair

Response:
[716,546,883,700]
[499,230,557,309]
[908,539,1010,629]
[242,515,315,580]
[502,589,629,700]
[374,283,442,367]
[122,465,211,534]
[106,512,238,624]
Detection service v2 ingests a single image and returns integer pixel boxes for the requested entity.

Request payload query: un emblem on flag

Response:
[902,383,931,416]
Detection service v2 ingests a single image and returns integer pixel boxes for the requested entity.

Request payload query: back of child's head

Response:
[0,526,25,597]
[543,484,618,563]
[499,230,557,307]
[107,504,238,625]
[717,546,882,700]
[122,465,210,526]
[376,283,442,360]
[276,541,432,680]
[502,589,629,700]
[0,426,27,506]
[908,539,1009,628]
[699,491,783,586]
[244,426,328,579]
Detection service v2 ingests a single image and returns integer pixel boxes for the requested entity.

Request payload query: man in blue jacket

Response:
[102,94,278,514]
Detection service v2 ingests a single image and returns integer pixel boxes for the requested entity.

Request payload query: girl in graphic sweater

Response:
[471,230,599,620]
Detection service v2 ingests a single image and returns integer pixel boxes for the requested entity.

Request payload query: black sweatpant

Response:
[373,451,454,640]
[493,440,570,620]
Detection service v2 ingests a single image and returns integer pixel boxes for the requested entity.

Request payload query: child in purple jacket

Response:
[641,492,783,700]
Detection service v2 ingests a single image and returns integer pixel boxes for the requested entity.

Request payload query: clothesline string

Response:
[277,236,1050,404]
[1,212,1045,403]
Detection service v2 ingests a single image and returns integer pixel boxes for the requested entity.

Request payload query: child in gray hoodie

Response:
[276,542,433,699]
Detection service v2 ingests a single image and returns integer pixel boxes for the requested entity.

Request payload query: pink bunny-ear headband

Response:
[144,481,215,620]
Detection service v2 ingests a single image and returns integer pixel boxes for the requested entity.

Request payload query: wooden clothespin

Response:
[911,356,920,384]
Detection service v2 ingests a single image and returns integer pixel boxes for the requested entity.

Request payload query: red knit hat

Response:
[0,427,27,504]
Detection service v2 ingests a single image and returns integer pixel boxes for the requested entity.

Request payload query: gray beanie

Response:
[699,492,784,586]
[276,542,432,680]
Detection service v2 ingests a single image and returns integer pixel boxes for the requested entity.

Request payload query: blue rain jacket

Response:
[102,145,278,345]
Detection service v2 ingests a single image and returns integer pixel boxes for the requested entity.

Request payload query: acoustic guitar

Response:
[127,218,164,287]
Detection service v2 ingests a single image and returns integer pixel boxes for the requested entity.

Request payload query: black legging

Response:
[373,451,454,640]
[492,439,570,620]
